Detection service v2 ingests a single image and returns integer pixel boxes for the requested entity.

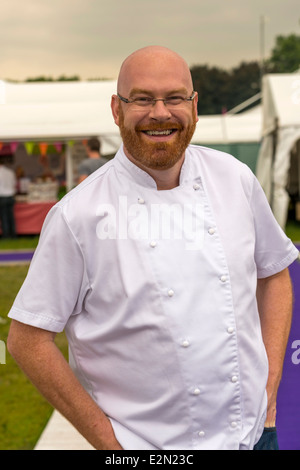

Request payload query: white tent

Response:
[0,80,122,189]
[0,79,261,147]
[192,105,262,144]
[256,73,300,228]
[0,79,121,150]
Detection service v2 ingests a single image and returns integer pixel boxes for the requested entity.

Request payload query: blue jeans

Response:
[253,427,279,450]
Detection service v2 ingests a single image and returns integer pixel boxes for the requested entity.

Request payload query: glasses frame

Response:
[117,91,196,107]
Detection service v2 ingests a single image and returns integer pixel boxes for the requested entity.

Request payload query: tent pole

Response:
[270,119,279,209]
[66,143,73,192]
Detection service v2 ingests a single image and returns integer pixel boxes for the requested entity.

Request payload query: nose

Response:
[148,99,172,121]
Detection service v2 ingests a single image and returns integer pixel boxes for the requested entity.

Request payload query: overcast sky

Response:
[1,0,299,81]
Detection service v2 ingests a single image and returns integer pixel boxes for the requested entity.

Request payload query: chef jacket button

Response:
[231,421,238,428]
[138,197,145,204]
[227,326,234,334]
[193,388,201,395]
[181,340,190,348]
[231,375,238,383]
[150,241,157,248]
[193,183,200,190]
[168,289,174,297]
[220,275,227,283]
[208,227,215,235]
[198,431,205,437]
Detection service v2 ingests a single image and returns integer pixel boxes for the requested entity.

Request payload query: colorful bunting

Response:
[39,142,48,157]
[1,139,87,156]
[24,142,35,155]
[10,142,19,153]
[54,142,62,152]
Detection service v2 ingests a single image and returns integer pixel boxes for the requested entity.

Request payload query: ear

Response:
[111,94,120,127]
[193,91,199,122]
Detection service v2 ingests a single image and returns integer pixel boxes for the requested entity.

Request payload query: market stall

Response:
[0,79,122,235]
[14,201,56,234]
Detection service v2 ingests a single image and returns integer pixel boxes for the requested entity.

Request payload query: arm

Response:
[256,267,293,426]
[7,320,123,450]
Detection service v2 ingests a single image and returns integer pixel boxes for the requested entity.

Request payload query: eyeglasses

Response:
[117,91,196,108]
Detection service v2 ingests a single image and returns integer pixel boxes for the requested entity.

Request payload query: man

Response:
[7,46,299,450]
[0,160,16,238]
[77,137,108,184]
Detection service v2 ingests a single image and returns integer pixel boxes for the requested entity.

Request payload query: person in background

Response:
[77,137,108,183]
[0,160,16,238]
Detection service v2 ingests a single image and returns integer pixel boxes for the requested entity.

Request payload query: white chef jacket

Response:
[9,144,299,450]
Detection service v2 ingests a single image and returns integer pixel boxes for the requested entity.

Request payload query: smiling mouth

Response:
[142,129,178,136]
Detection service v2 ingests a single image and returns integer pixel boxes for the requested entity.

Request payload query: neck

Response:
[126,152,184,190]
[88,151,100,159]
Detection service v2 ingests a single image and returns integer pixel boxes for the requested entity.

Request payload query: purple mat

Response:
[0,251,34,263]
[277,246,300,450]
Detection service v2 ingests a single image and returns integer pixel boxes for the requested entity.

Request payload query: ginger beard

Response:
[118,105,197,171]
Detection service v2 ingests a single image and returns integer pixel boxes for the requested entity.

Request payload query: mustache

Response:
[135,122,183,132]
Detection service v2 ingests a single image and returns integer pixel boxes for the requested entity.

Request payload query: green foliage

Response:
[25,75,80,82]
[191,61,261,115]
[268,34,300,73]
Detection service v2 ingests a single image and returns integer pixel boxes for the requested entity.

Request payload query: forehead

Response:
[118,50,193,96]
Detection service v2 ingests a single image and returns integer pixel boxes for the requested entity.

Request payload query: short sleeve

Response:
[8,204,90,332]
[250,175,299,278]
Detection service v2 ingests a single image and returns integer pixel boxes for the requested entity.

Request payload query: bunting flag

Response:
[39,142,48,157]
[2,140,85,156]
[54,142,63,152]
[10,142,19,153]
[24,142,35,155]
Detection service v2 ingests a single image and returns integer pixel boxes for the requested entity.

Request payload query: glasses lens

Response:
[165,97,185,106]
[133,97,154,107]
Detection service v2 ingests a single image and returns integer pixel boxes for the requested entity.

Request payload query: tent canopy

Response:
[1,79,263,142]
[0,80,122,154]
[256,73,300,228]
[191,105,262,145]
[1,79,263,146]
[261,74,300,135]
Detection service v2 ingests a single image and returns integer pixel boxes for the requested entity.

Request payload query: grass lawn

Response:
[0,256,68,450]
[0,220,299,450]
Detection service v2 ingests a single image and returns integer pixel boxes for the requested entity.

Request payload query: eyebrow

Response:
[128,87,189,98]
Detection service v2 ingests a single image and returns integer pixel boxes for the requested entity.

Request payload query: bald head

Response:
[117,46,194,96]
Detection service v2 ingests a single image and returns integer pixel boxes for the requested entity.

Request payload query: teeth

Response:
[145,130,173,136]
